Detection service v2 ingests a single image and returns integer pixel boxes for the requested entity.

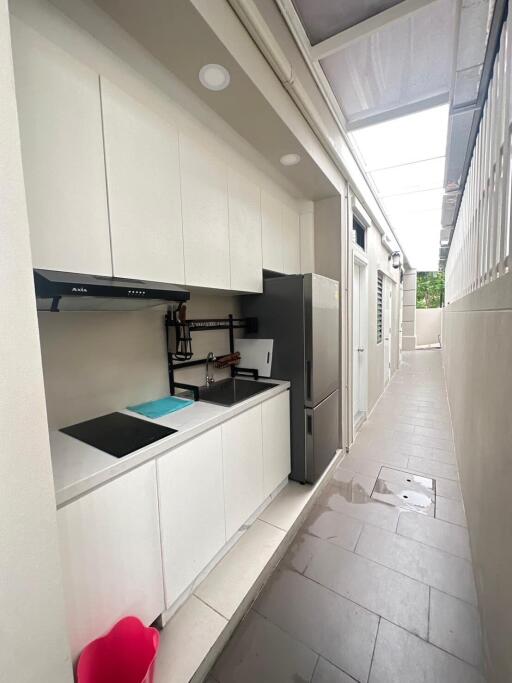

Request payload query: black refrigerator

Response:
[243,273,340,483]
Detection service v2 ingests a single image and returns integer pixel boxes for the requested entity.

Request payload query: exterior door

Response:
[352,260,367,428]
[383,278,392,384]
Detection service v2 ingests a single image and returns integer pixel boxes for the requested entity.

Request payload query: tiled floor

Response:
[207,350,485,683]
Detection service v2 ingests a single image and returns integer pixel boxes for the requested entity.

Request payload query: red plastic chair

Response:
[77,616,160,683]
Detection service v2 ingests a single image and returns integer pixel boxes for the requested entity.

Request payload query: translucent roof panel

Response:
[320,0,455,124]
[350,104,449,270]
[291,0,404,45]
[349,105,449,169]
[371,157,445,196]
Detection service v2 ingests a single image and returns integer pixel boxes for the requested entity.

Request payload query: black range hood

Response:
[34,269,190,311]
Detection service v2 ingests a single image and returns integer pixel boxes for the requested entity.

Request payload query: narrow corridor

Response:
[207,350,484,683]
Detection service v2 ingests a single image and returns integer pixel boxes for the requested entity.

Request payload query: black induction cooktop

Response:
[60,412,177,458]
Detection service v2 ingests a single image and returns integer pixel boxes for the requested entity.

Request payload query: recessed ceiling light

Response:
[280,153,301,166]
[199,64,230,91]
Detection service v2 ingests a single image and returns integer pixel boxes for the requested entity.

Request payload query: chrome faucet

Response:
[205,351,216,387]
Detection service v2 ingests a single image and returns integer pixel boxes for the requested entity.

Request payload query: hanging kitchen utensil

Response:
[170,304,193,361]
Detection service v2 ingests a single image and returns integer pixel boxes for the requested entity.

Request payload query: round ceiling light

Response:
[199,64,231,91]
[280,153,301,166]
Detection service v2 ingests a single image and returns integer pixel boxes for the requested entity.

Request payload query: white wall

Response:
[39,294,241,429]
[443,274,512,683]
[416,308,442,346]
[0,1,72,679]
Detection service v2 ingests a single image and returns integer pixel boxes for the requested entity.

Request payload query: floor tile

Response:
[332,467,377,489]
[337,455,382,478]
[397,511,471,560]
[298,533,429,637]
[435,477,462,501]
[369,619,485,683]
[356,524,478,604]
[318,482,400,531]
[254,568,379,682]
[312,657,357,683]
[349,445,410,470]
[212,610,317,683]
[414,424,453,439]
[155,596,227,683]
[429,588,483,668]
[303,505,363,551]
[195,520,285,619]
[436,496,467,527]
[408,456,459,481]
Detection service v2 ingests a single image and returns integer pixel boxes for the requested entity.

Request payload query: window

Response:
[353,216,366,250]
[377,272,383,343]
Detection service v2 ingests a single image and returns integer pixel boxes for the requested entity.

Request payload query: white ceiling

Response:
[351,105,449,270]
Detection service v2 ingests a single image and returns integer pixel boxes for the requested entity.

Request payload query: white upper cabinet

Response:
[180,133,230,289]
[11,20,111,275]
[300,212,315,273]
[228,169,262,292]
[261,192,301,275]
[157,427,225,609]
[262,391,291,498]
[100,78,184,284]
[57,461,164,660]
[222,405,264,539]
[261,190,283,273]
[282,205,301,274]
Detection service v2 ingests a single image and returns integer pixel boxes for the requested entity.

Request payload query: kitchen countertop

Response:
[51,379,290,507]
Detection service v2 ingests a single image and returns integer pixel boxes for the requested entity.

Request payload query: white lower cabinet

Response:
[262,391,291,497]
[57,461,164,660]
[222,405,264,540]
[157,427,225,609]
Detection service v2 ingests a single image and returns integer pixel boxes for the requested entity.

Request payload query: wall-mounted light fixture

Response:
[389,251,401,269]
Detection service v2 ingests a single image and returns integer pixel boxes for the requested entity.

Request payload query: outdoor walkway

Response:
[207,350,485,683]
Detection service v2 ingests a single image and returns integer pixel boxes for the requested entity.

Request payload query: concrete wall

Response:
[416,308,442,346]
[402,270,417,350]
[442,272,512,683]
[0,1,72,679]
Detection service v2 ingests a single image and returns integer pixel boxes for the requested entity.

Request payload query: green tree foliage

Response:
[416,271,445,309]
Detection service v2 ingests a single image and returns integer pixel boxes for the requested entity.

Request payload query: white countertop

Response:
[51,379,290,507]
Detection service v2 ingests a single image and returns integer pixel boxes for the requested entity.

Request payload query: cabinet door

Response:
[11,19,111,275]
[101,78,184,284]
[262,391,291,498]
[180,133,230,288]
[222,405,264,539]
[300,212,315,273]
[57,462,164,660]
[261,190,283,273]
[228,169,263,292]
[282,205,301,274]
[157,427,225,608]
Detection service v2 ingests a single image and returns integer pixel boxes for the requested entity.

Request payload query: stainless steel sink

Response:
[198,378,274,406]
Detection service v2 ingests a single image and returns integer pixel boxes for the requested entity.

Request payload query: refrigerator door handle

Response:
[306,359,312,401]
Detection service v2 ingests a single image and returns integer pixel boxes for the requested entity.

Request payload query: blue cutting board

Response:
[127,396,194,419]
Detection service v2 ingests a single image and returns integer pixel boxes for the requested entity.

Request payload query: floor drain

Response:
[402,495,409,499]
[406,478,412,482]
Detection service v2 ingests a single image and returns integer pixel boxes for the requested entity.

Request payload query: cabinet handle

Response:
[307,415,312,434]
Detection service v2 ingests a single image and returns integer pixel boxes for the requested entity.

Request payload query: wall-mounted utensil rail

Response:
[165,312,259,397]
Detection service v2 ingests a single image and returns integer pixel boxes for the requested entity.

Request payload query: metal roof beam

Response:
[310,0,439,60]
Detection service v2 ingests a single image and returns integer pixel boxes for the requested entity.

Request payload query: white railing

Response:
[446,13,512,303]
